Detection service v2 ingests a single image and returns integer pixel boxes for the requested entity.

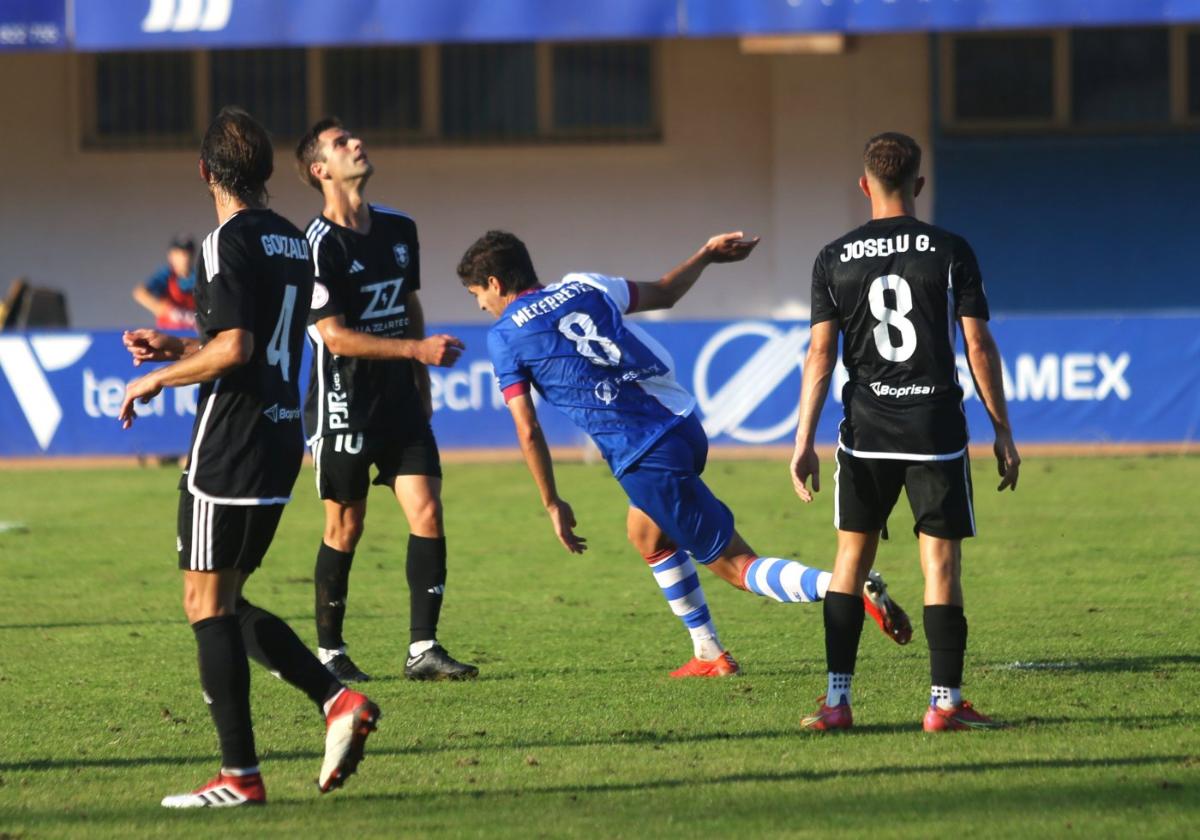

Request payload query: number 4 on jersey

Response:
[266,284,298,381]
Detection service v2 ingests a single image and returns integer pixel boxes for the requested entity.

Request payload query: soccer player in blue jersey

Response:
[457,230,912,678]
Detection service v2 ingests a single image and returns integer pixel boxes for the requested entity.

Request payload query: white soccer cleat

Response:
[161,772,266,808]
[318,688,381,793]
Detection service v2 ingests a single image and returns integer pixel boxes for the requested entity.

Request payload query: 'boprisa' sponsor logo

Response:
[869,382,934,398]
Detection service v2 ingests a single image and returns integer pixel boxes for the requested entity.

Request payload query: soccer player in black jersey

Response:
[790,132,1020,732]
[295,118,476,682]
[120,108,380,807]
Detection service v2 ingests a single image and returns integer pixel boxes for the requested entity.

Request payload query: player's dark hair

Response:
[457,231,539,294]
[200,107,273,205]
[863,132,922,193]
[296,116,343,192]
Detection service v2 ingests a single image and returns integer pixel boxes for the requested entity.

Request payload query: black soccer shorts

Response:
[832,447,976,540]
[177,490,285,573]
[312,421,442,502]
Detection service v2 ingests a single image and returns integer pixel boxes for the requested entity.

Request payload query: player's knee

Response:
[628,527,672,558]
[409,498,443,535]
[324,517,364,551]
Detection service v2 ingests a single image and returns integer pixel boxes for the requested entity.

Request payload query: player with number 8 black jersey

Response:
[791,132,1020,735]
[810,216,989,458]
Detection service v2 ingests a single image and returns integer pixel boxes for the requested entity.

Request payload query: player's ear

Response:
[486,275,503,295]
[310,161,327,184]
[198,158,211,184]
[858,174,871,199]
[913,175,926,198]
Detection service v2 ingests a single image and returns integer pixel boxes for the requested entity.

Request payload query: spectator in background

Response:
[132,235,197,330]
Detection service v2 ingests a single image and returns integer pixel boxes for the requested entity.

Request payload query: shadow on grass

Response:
[5,712,1198,773]
[986,655,1200,674]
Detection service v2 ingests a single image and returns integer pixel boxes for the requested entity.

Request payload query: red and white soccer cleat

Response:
[160,771,266,808]
[862,569,913,645]
[669,651,741,678]
[800,695,853,731]
[922,700,1002,732]
[318,688,381,793]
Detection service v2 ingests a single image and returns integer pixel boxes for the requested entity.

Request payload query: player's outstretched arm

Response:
[506,393,587,554]
[118,328,252,429]
[122,329,199,366]
[314,313,463,367]
[791,320,839,502]
[633,232,760,313]
[961,317,1020,491]
[405,293,435,419]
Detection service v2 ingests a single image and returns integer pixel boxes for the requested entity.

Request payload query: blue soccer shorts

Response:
[616,412,735,565]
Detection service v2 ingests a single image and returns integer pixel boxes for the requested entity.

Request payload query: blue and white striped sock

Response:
[647,549,724,660]
[741,556,832,603]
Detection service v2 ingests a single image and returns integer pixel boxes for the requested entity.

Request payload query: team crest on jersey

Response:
[594,379,619,405]
[393,244,409,268]
[312,282,330,309]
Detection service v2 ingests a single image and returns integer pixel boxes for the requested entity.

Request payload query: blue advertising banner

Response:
[70,0,1200,51]
[0,0,66,50]
[1,316,1197,458]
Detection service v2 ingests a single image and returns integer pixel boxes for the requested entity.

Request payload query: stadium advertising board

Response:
[70,0,1200,50]
[0,0,65,50]
[1,316,1196,457]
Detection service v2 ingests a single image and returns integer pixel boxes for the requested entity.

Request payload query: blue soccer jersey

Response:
[488,273,696,477]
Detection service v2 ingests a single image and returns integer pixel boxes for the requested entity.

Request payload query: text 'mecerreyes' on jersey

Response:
[302,205,424,443]
[487,273,696,478]
[185,209,314,504]
[812,216,990,460]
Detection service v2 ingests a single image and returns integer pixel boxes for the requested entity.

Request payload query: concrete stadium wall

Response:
[0,36,931,328]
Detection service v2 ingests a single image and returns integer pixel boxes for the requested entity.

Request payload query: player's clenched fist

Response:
[416,334,465,367]
[702,231,760,264]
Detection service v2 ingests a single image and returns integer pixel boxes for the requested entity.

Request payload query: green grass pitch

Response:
[1,455,1197,838]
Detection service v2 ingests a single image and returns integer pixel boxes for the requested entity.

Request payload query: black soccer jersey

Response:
[811,216,990,458]
[183,209,314,503]
[303,205,422,442]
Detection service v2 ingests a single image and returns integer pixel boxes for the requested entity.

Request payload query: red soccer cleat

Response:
[800,695,853,731]
[319,688,381,793]
[863,569,913,645]
[922,700,1002,732]
[670,651,740,678]
[160,771,266,808]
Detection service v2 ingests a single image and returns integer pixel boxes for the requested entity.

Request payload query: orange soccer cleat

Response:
[800,695,853,731]
[863,569,913,645]
[669,651,740,678]
[319,688,381,793]
[923,700,1003,732]
[161,771,266,808]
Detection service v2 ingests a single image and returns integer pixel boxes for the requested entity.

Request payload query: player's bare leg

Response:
[918,534,999,730]
[626,507,737,677]
[392,475,477,680]
[316,499,370,681]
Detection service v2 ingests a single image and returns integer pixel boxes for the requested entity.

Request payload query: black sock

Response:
[823,591,866,675]
[192,615,257,770]
[236,598,342,711]
[924,605,968,687]
[407,535,447,644]
[315,543,354,651]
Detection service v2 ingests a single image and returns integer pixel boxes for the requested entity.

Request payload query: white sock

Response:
[647,549,724,659]
[409,639,436,657]
[931,685,962,710]
[816,571,832,599]
[827,672,853,706]
[322,687,346,717]
[317,646,344,664]
[743,557,828,603]
[221,765,260,777]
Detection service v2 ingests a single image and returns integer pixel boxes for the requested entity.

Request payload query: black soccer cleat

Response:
[404,645,479,681]
[324,652,372,683]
